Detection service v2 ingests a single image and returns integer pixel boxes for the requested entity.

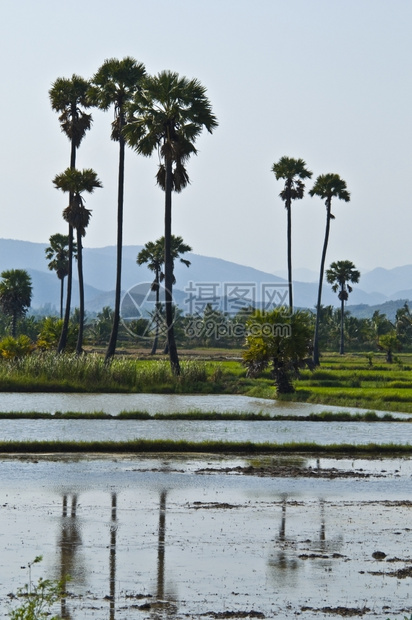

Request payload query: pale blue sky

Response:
[1,0,411,276]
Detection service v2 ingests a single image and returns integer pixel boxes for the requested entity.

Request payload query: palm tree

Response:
[124,70,218,374]
[0,269,32,337]
[49,75,92,352]
[326,260,360,355]
[272,157,312,311]
[45,233,77,319]
[309,174,350,365]
[53,168,102,354]
[89,57,146,363]
[137,235,192,354]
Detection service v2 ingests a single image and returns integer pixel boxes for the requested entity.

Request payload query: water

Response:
[0,391,407,417]
[1,417,412,445]
[1,456,412,619]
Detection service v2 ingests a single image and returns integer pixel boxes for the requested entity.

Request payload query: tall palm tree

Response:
[49,75,92,352]
[53,168,102,354]
[124,70,218,375]
[45,233,77,319]
[89,57,146,363]
[326,260,360,355]
[309,173,350,365]
[137,235,192,354]
[0,269,32,337]
[272,157,312,311]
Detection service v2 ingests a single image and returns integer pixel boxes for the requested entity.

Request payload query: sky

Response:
[1,0,411,278]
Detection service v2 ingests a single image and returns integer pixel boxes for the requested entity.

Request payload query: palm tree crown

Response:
[137,235,192,356]
[53,168,102,234]
[309,173,350,212]
[45,233,77,319]
[137,235,192,287]
[272,156,312,311]
[272,157,312,202]
[89,57,146,140]
[326,260,360,355]
[0,269,32,338]
[49,75,92,152]
[326,260,360,300]
[124,70,218,188]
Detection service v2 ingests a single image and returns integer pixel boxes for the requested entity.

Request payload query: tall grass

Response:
[0,353,215,393]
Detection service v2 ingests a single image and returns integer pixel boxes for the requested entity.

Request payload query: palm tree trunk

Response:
[59,276,65,320]
[286,197,293,312]
[11,311,17,338]
[151,273,160,355]
[105,120,125,363]
[340,287,345,355]
[76,230,84,355]
[164,155,180,376]
[313,200,332,366]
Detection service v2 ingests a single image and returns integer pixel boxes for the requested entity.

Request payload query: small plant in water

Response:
[8,556,65,620]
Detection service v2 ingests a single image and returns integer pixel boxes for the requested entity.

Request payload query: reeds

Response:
[0,353,214,393]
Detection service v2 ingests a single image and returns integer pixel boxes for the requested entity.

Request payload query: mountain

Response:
[359,265,412,298]
[0,238,411,314]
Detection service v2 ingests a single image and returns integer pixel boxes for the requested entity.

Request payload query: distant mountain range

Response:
[0,238,411,318]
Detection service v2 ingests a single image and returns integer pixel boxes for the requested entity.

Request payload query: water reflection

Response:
[268,492,343,587]
[58,494,82,619]
[109,492,117,620]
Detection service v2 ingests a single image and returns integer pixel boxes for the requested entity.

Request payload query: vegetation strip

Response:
[0,410,409,422]
[0,439,411,455]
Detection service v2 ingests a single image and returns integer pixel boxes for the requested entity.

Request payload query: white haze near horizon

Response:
[1,0,411,278]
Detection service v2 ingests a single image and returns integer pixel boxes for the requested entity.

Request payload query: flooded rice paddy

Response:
[1,455,412,619]
[1,393,412,618]
[2,417,412,445]
[0,392,405,417]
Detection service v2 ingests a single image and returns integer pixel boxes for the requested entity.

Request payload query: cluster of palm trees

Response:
[272,157,352,364]
[49,58,217,372]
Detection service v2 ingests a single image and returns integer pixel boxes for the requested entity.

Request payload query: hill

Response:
[0,239,411,316]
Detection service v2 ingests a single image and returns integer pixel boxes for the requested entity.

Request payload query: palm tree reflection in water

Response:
[109,492,117,620]
[59,494,82,619]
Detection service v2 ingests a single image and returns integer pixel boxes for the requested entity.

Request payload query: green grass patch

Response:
[0,439,411,455]
[0,410,409,422]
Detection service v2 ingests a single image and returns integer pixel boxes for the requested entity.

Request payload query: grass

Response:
[0,438,411,455]
[0,353,254,395]
[0,410,409,422]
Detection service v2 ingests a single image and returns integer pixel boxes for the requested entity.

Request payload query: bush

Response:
[0,335,33,360]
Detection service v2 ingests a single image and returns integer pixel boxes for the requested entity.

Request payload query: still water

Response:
[1,456,412,620]
[1,417,412,445]
[0,391,405,416]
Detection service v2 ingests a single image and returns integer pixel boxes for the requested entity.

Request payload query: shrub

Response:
[0,335,33,360]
